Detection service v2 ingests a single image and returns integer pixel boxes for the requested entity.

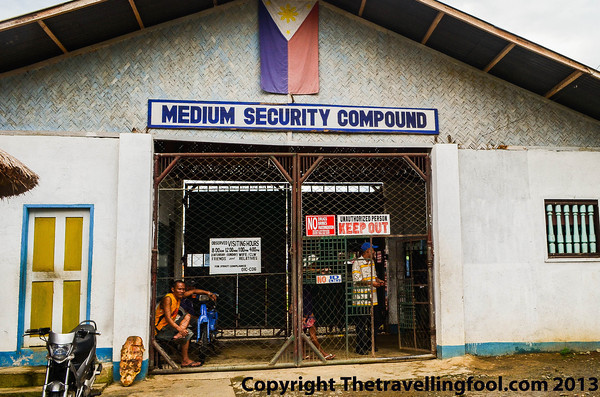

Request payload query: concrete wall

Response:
[431,144,466,358]
[0,134,153,372]
[1,1,599,149]
[111,134,153,379]
[432,145,600,357]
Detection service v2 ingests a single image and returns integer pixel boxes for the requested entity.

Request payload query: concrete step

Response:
[0,364,112,396]
[0,384,109,397]
[0,367,45,388]
[0,385,40,396]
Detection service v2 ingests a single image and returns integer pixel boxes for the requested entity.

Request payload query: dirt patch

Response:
[231,351,600,396]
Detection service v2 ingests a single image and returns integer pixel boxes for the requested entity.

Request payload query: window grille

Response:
[545,200,599,257]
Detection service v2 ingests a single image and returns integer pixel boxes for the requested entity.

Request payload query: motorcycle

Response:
[24,320,102,397]
[193,293,219,355]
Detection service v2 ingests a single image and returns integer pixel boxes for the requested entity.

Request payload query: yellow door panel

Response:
[64,217,83,272]
[31,281,53,330]
[32,218,55,272]
[25,210,90,346]
[62,281,81,333]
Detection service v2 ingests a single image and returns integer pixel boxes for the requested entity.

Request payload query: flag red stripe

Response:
[287,3,319,94]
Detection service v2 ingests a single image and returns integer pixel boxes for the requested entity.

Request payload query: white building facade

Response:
[1,0,599,381]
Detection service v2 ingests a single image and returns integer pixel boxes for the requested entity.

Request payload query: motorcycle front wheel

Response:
[198,323,209,357]
[201,323,209,346]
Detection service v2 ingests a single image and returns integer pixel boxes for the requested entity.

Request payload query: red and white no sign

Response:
[305,215,336,236]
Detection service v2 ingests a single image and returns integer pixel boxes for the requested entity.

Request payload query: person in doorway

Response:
[155,280,217,367]
[180,283,204,320]
[302,285,335,360]
[352,242,385,355]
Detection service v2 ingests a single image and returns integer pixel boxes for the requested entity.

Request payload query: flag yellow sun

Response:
[278,4,298,23]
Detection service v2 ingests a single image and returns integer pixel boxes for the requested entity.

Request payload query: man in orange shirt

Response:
[155,280,216,367]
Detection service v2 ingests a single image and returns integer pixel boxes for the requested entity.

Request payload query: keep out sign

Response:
[338,214,391,236]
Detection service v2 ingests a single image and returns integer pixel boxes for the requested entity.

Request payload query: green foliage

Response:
[559,348,573,356]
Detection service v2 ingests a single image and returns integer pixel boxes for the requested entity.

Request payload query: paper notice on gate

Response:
[337,214,391,236]
[209,237,261,274]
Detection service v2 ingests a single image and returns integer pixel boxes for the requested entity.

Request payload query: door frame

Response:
[149,151,435,368]
[17,204,95,353]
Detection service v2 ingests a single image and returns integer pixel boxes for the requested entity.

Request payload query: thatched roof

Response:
[0,148,39,198]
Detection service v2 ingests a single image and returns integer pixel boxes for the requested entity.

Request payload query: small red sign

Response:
[305,215,336,236]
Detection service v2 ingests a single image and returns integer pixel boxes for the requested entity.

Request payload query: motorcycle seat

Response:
[72,324,95,366]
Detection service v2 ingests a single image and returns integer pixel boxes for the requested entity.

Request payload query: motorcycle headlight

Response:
[49,343,73,363]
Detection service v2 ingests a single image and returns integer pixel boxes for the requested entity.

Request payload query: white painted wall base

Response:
[431,144,466,358]
[111,133,154,380]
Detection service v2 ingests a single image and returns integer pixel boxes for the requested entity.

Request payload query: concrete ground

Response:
[102,351,600,396]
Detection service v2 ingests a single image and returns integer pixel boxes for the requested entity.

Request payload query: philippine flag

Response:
[259,0,319,94]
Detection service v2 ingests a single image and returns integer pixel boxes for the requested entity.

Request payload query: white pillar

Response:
[112,133,154,380]
[431,144,466,358]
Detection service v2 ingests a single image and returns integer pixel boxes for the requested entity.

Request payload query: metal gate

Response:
[150,151,434,372]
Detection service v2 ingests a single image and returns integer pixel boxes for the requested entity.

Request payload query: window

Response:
[186,253,210,267]
[545,200,599,258]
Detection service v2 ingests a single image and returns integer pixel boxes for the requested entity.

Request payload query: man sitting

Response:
[155,280,216,367]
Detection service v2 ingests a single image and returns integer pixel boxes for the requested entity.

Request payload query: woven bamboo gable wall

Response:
[1,0,599,149]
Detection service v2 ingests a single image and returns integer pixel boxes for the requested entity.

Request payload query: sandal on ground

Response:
[324,353,336,360]
[181,361,203,368]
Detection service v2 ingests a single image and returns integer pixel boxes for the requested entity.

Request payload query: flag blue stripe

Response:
[259,0,288,93]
